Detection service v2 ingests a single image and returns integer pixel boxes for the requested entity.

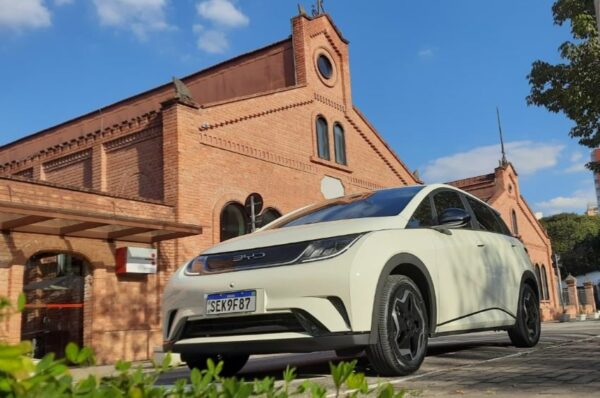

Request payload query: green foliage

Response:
[527,0,600,171]
[0,297,418,397]
[0,346,420,397]
[541,212,600,275]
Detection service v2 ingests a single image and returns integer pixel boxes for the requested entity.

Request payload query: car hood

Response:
[202,216,406,255]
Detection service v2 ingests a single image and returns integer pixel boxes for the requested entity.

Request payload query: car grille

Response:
[180,311,329,339]
[204,241,309,272]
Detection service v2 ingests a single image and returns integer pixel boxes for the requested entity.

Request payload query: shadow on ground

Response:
[156,338,515,385]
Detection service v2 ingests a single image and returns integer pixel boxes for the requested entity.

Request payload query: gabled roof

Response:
[446,173,496,202]
[0,37,294,160]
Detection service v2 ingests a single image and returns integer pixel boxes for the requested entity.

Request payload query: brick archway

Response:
[1,234,120,346]
[21,251,93,357]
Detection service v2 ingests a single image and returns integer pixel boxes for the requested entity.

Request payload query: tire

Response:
[185,354,249,376]
[508,284,541,347]
[366,275,429,376]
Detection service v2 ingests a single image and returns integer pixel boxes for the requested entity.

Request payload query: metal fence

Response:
[564,287,591,306]
[578,287,588,305]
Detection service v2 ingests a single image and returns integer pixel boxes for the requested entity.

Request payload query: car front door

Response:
[413,190,488,331]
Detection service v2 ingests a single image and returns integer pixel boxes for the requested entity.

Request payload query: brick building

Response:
[0,13,418,363]
[449,162,560,320]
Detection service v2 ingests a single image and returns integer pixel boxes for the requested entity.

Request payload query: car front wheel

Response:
[367,275,429,376]
[184,354,249,376]
[508,284,541,347]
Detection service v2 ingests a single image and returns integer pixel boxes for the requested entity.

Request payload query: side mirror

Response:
[438,208,471,229]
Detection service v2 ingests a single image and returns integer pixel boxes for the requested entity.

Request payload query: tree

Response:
[527,0,600,172]
[541,212,600,276]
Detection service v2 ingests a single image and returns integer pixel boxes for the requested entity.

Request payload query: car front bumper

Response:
[162,251,364,355]
[165,332,370,356]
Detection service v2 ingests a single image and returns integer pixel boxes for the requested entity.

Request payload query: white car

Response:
[163,184,541,376]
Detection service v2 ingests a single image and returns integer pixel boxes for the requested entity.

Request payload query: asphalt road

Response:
[157,320,600,396]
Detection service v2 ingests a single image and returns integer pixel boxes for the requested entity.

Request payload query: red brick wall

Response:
[14,168,33,179]
[43,150,93,189]
[105,128,164,201]
[0,178,177,363]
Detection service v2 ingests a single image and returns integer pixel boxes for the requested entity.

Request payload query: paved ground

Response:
[156,320,600,396]
[72,320,600,396]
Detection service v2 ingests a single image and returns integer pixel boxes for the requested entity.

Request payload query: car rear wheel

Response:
[508,284,541,347]
[184,354,249,376]
[366,275,429,376]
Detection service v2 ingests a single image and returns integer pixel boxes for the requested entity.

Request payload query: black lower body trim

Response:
[170,333,370,356]
[430,325,513,339]
[436,307,516,328]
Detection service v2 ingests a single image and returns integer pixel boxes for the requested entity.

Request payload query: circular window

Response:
[317,54,333,80]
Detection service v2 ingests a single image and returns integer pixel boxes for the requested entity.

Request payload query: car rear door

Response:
[464,196,522,316]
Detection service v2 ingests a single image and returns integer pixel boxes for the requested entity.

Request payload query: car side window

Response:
[494,212,512,236]
[407,196,434,228]
[432,191,467,228]
[466,197,504,234]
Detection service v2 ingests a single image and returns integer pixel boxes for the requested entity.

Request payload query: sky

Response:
[0,0,597,216]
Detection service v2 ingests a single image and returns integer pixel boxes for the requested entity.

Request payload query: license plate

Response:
[206,290,256,315]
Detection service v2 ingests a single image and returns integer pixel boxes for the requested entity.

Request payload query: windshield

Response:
[273,185,424,228]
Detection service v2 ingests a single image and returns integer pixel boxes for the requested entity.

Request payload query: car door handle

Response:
[477,243,485,247]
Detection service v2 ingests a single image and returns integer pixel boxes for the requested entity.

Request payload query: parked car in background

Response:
[163,184,541,376]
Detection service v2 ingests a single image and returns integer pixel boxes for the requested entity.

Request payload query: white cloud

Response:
[93,0,171,39]
[534,188,596,215]
[0,0,51,31]
[570,151,583,162]
[564,151,588,173]
[196,28,228,53]
[192,23,203,33]
[565,163,588,173]
[193,0,248,54]
[417,48,434,58]
[196,0,248,28]
[422,140,564,183]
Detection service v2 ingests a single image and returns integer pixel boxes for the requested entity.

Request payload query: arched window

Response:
[534,264,542,293]
[22,252,89,359]
[541,265,550,300]
[333,123,346,165]
[220,202,248,242]
[511,209,519,236]
[316,116,330,160]
[259,208,282,228]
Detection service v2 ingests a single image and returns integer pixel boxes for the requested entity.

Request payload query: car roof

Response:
[414,183,501,215]
[375,184,499,214]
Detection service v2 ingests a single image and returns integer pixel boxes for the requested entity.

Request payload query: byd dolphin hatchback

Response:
[163,184,541,376]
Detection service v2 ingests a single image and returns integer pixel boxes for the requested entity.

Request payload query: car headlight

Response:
[297,234,362,263]
[186,256,207,275]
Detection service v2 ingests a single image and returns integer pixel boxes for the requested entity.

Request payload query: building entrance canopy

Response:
[0,199,201,244]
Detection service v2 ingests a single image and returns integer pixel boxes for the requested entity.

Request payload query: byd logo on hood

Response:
[232,252,267,262]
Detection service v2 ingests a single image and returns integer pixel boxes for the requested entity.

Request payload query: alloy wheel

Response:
[522,289,540,340]
[390,289,426,361]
